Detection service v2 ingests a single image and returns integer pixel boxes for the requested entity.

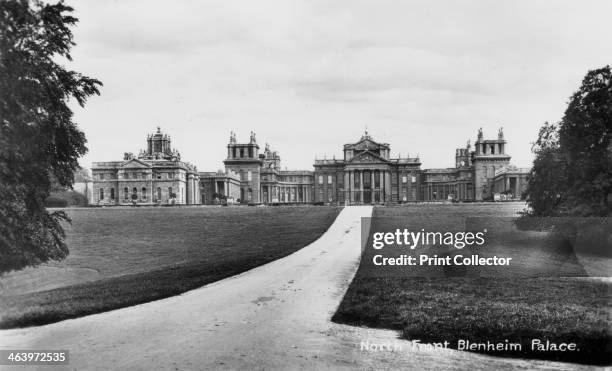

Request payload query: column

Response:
[370,171,375,203]
[359,171,364,204]
[349,170,354,203]
[379,171,384,202]
[384,171,391,202]
[344,171,350,205]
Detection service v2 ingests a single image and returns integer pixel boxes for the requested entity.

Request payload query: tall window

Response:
[157,187,162,201]
[99,188,104,200]
[327,175,332,184]
[99,173,104,180]
[142,187,147,200]
[110,188,115,200]
[248,171,252,181]
[124,187,129,200]
[168,187,173,199]
[132,187,137,199]
[318,175,323,184]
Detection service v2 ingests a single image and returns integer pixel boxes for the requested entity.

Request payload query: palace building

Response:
[203,131,313,204]
[91,128,200,205]
[312,128,527,204]
[91,127,528,206]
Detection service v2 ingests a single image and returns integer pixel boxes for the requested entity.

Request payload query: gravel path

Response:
[0,206,596,370]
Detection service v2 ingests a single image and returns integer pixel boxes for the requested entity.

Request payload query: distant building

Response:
[492,165,530,199]
[92,127,528,206]
[91,127,200,205]
[198,169,241,204]
[201,131,313,204]
[313,127,528,204]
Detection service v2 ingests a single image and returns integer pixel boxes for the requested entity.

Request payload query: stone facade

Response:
[200,132,313,204]
[91,128,200,205]
[313,127,528,204]
[492,165,530,199]
[93,127,528,206]
[199,170,241,204]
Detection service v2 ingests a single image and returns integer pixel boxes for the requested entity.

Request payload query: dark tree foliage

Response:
[0,0,101,274]
[525,66,611,216]
[524,122,567,216]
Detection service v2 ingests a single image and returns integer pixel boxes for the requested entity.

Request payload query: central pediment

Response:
[349,150,389,164]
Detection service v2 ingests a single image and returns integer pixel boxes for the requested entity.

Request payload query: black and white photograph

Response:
[0,0,610,369]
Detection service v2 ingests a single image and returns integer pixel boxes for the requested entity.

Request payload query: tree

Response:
[558,66,611,215]
[0,0,101,274]
[525,66,611,216]
[524,122,567,216]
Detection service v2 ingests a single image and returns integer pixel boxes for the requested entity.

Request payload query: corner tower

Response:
[472,127,511,200]
[223,131,262,203]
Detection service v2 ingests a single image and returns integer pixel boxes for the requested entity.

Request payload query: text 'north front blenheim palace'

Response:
[91,127,528,206]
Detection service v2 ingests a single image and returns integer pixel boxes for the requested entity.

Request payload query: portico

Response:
[314,131,421,205]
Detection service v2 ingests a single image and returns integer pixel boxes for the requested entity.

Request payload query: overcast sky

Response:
[68,0,612,171]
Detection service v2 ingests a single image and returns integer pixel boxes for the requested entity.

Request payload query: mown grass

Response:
[333,204,611,365]
[0,206,341,329]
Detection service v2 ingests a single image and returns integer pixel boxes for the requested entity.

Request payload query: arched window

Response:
[157,187,162,201]
[168,187,173,199]
[141,187,147,200]
[99,188,104,200]
[132,187,137,200]
[124,187,129,200]
[110,188,115,200]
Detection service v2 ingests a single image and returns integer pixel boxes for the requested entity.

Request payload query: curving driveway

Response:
[0,206,595,370]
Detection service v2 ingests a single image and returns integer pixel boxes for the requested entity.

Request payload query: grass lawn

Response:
[333,204,611,366]
[0,206,341,329]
